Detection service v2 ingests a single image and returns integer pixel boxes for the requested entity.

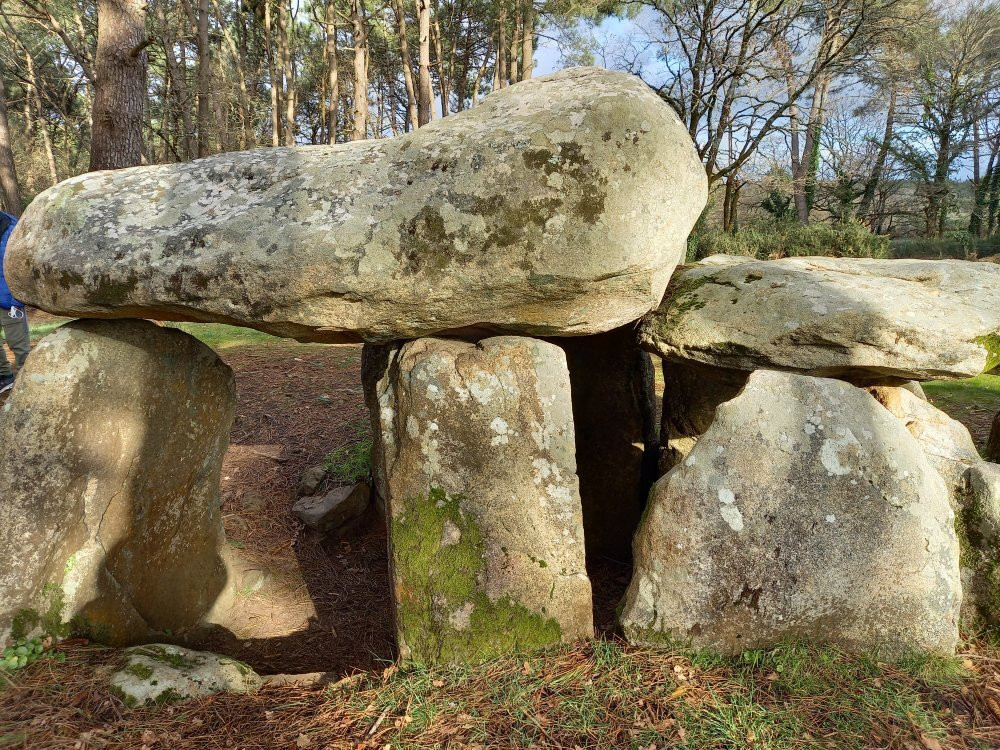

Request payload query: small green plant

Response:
[1,636,63,672]
[323,437,372,483]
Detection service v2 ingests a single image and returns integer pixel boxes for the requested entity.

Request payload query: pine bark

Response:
[90,0,148,171]
[416,0,432,126]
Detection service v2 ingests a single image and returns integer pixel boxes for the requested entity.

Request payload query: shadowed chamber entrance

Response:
[193,328,637,675]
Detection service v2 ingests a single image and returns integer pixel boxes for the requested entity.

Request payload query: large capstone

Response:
[620,370,961,655]
[0,319,234,645]
[364,336,593,663]
[8,68,706,343]
[550,326,658,560]
[640,255,1000,383]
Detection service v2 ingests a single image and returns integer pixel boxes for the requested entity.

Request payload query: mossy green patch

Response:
[975,333,1000,374]
[658,272,720,329]
[955,489,1000,633]
[10,583,70,641]
[124,662,155,680]
[137,645,192,669]
[390,487,562,664]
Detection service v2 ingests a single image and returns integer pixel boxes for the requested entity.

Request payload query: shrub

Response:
[891,234,1000,260]
[689,221,890,262]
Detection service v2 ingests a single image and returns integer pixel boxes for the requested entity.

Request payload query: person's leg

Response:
[0,323,11,378]
[0,307,29,371]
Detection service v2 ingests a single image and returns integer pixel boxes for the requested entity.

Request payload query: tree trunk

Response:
[25,52,59,185]
[497,5,507,88]
[351,0,368,140]
[0,60,22,215]
[393,0,418,130]
[510,2,520,83]
[212,0,253,149]
[858,86,896,223]
[196,0,211,157]
[431,0,449,116]
[416,0,432,126]
[520,0,533,81]
[264,0,282,146]
[325,0,340,142]
[90,0,148,171]
[278,0,295,146]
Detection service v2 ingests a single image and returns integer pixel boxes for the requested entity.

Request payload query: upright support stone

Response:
[363,336,593,663]
[0,319,234,645]
[989,412,1000,463]
[551,327,658,560]
[621,371,961,656]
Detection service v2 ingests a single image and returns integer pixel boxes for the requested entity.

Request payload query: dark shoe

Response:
[0,374,14,394]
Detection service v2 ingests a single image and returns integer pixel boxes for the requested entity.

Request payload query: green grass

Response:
[322,639,976,749]
[924,373,1000,405]
[163,322,278,350]
[26,317,278,350]
[323,437,372,483]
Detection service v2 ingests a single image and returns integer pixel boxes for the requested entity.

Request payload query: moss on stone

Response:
[658,273,718,329]
[124,662,155,681]
[12,583,70,641]
[110,683,139,709]
[390,487,563,664]
[975,333,1000,374]
[956,490,1000,632]
[139,645,193,669]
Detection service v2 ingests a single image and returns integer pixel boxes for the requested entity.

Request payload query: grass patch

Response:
[323,438,372,483]
[2,637,998,748]
[323,639,981,749]
[924,374,1000,405]
[164,322,279,350]
[25,317,279,351]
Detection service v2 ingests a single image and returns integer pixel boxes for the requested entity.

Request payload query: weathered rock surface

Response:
[364,336,593,663]
[292,483,370,533]
[959,463,1000,628]
[110,644,260,706]
[989,412,1000,462]
[869,385,981,492]
[8,68,706,343]
[640,255,1000,382]
[297,465,328,497]
[658,359,748,474]
[620,370,961,655]
[550,326,658,559]
[0,319,234,645]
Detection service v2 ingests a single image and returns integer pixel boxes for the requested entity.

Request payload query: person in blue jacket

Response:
[0,211,29,394]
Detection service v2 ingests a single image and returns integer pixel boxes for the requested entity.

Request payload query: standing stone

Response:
[658,360,747,474]
[8,68,706,343]
[868,385,981,493]
[989,412,1000,463]
[640,255,1000,382]
[620,370,960,656]
[364,336,593,663]
[550,327,658,560]
[0,319,234,645]
[960,463,1000,629]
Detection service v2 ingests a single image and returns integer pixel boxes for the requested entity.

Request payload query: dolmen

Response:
[1,66,999,664]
